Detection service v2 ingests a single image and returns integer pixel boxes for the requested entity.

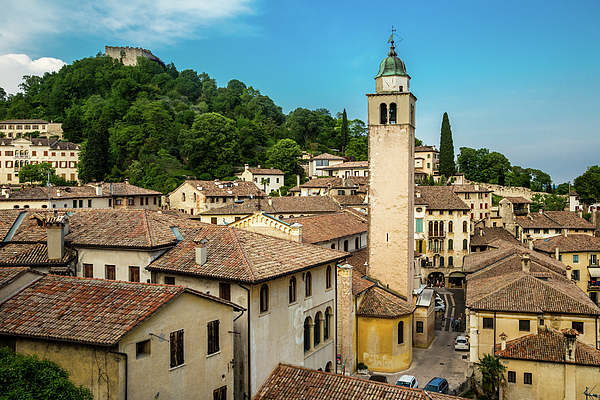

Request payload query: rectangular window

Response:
[7,174,11,181]
[128,198,135,206]
[507,371,516,383]
[524,372,532,385]
[145,197,149,205]
[416,218,423,233]
[211,217,217,224]
[154,197,157,205]
[136,339,151,359]
[416,321,424,333]
[483,317,494,329]
[219,283,231,301]
[164,276,175,285]
[129,266,140,282]
[573,255,579,263]
[572,321,584,334]
[109,199,113,207]
[84,264,93,278]
[213,386,227,400]
[31,151,36,156]
[78,199,83,208]
[88,200,92,208]
[572,269,580,281]
[519,320,530,332]
[72,200,77,208]
[51,152,56,156]
[207,320,220,355]
[70,152,75,157]
[105,265,116,280]
[170,330,184,368]
[533,229,540,234]
[115,199,123,206]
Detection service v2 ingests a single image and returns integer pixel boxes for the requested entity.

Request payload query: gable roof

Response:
[516,211,595,230]
[415,186,470,210]
[201,196,342,216]
[503,196,530,204]
[0,275,189,346]
[466,271,600,315]
[171,180,265,198]
[287,211,367,244]
[322,161,368,170]
[253,363,463,400]
[0,183,161,202]
[495,329,600,366]
[357,286,415,318]
[147,225,348,283]
[470,227,522,248]
[247,167,284,175]
[414,145,438,153]
[309,153,345,161]
[534,234,600,254]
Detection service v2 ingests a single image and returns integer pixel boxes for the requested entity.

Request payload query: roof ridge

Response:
[141,210,154,247]
[230,227,257,282]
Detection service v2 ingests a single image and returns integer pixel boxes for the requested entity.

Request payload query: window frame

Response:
[170,329,184,368]
[207,320,220,355]
[325,265,332,289]
[288,276,297,304]
[136,339,151,359]
[397,321,404,344]
[524,372,532,385]
[483,317,494,329]
[572,321,584,334]
[305,272,312,297]
[260,284,269,313]
[519,319,530,332]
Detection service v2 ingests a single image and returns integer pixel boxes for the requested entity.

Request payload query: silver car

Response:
[454,335,469,351]
[395,375,418,388]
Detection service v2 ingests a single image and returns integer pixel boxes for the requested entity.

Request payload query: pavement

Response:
[355,288,471,391]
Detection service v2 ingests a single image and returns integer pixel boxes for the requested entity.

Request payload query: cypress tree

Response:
[341,109,349,152]
[80,117,110,182]
[439,112,456,179]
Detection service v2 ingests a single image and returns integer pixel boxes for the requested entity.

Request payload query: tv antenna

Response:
[585,386,599,400]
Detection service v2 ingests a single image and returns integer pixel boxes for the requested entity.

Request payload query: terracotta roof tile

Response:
[0,183,161,202]
[287,211,367,244]
[0,243,74,265]
[309,153,345,160]
[345,248,368,277]
[352,274,376,296]
[357,286,415,318]
[0,275,186,346]
[534,234,600,253]
[254,363,464,400]
[0,210,23,240]
[331,195,367,206]
[466,272,600,315]
[503,196,530,204]
[415,186,470,210]
[148,226,348,283]
[495,329,600,366]
[470,227,522,247]
[516,211,594,230]
[172,180,265,198]
[450,184,492,193]
[0,267,30,288]
[414,145,438,153]
[202,196,341,216]
[322,161,368,170]
[247,167,284,175]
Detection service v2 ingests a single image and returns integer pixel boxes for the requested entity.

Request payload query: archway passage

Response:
[449,272,466,288]
[428,272,445,288]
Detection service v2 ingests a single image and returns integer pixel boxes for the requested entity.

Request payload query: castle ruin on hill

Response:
[104,46,164,67]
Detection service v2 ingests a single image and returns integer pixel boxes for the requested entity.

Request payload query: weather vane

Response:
[388,25,403,44]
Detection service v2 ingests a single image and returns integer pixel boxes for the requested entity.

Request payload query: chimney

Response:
[555,246,559,260]
[499,332,508,351]
[290,222,303,243]
[528,237,533,250]
[521,253,530,273]
[57,189,61,197]
[297,174,300,187]
[562,328,577,362]
[268,197,272,206]
[539,209,543,214]
[244,164,249,171]
[47,216,65,260]
[479,228,484,237]
[96,183,103,196]
[195,238,209,265]
[416,191,421,198]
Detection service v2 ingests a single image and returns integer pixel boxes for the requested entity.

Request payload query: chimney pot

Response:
[195,239,208,265]
[521,254,531,272]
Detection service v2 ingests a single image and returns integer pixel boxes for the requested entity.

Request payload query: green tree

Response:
[555,182,570,195]
[178,113,240,179]
[340,109,349,151]
[19,162,57,184]
[574,165,600,205]
[415,137,423,147]
[475,354,506,399]
[0,347,93,400]
[438,112,456,178]
[529,193,567,212]
[286,108,324,145]
[345,137,368,161]
[79,118,111,182]
[266,138,303,186]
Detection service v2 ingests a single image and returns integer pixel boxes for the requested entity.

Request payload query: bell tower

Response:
[367,36,416,299]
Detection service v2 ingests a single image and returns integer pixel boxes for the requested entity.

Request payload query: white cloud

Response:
[0,55,67,95]
[0,0,257,54]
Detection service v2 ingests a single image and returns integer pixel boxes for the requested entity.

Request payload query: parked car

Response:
[434,299,445,312]
[395,375,418,388]
[369,374,388,383]
[454,335,469,351]
[424,377,449,394]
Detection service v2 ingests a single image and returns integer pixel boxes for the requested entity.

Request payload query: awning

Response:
[588,268,600,278]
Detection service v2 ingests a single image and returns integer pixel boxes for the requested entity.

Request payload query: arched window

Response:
[440,257,444,267]
[324,307,332,340]
[182,192,186,202]
[428,221,433,235]
[260,284,269,313]
[440,221,444,235]
[314,312,322,346]
[448,221,453,233]
[304,317,312,352]
[193,193,197,202]
[389,103,397,124]
[326,265,332,289]
[289,277,296,304]
[398,321,404,344]
[343,240,349,252]
[448,239,454,250]
[325,361,333,373]
[355,237,360,249]
[463,239,468,250]
[305,272,312,297]
[463,221,468,232]
[380,103,388,124]
[449,256,454,266]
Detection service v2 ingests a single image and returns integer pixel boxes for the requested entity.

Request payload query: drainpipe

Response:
[354,295,359,374]
[493,311,497,356]
[334,263,338,374]
[238,283,251,399]
[108,347,128,400]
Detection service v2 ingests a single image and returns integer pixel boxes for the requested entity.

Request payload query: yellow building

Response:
[414,145,438,180]
[0,274,242,400]
[466,251,600,363]
[496,328,600,400]
[451,184,493,227]
[238,164,285,194]
[0,119,63,139]
[533,233,600,306]
[514,210,595,243]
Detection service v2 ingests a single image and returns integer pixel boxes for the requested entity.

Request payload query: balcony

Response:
[588,281,600,291]
[428,231,446,238]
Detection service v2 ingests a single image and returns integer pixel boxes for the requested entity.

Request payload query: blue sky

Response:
[1,0,598,184]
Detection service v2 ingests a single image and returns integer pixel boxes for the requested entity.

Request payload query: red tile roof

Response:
[172,180,265,198]
[0,275,186,346]
[503,196,530,204]
[534,234,600,253]
[147,226,348,283]
[470,227,522,247]
[0,243,74,265]
[357,286,415,318]
[415,186,470,210]
[247,167,284,175]
[309,153,345,160]
[0,267,30,288]
[516,211,595,230]
[202,196,342,216]
[466,271,600,315]
[322,161,368,170]
[450,184,492,193]
[414,145,438,153]
[253,363,464,400]
[495,329,600,366]
[287,211,367,244]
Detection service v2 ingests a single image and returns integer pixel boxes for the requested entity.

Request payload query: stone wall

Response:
[463,179,547,201]
[104,46,163,67]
